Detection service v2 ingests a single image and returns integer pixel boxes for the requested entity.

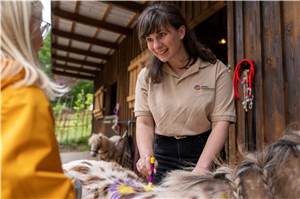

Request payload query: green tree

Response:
[73,90,94,111]
[70,80,93,95]
[38,33,52,77]
[73,89,85,111]
[37,33,94,108]
[69,80,93,107]
[85,93,93,109]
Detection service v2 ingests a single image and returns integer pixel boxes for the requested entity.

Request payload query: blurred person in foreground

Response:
[1,1,76,198]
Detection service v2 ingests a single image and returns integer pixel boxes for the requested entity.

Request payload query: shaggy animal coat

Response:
[64,129,300,199]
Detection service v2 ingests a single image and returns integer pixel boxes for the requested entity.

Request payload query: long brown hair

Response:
[137,3,217,83]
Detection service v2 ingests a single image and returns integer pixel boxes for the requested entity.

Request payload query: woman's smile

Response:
[156,49,168,56]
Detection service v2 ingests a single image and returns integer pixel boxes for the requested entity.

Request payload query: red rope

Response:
[233,59,255,99]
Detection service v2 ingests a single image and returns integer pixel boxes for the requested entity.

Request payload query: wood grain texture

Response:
[262,1,286,143]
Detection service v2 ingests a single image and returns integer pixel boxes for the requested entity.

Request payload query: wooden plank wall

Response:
[93,30,141,134]
[172,1,225,29]
[227,1,300,164]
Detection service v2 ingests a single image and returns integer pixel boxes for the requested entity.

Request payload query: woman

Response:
[134,3,236,184]
[1,1,75,198]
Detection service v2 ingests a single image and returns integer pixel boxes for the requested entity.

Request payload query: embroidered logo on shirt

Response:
[194,85,201,90]
[194,85,209,90]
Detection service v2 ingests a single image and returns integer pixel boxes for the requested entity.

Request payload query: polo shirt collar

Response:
[162,57,211,79]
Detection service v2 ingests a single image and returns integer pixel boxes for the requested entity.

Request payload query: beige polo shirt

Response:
[134,58,236,136]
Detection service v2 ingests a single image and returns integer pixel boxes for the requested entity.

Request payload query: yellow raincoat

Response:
[1,59,75,199]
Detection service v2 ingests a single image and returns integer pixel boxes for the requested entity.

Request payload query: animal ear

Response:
[98,135,104,143]
[122,130,128,138]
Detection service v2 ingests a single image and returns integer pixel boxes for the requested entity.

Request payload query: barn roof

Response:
[51,1,148,80]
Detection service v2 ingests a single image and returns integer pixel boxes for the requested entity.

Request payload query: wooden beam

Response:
[106,1,147,13]
[52,69,95,80]
[53,8,132,35]
[53,63,99,75]
[52,43,110,60]
[53,54,102,69]
[52,29,119,49]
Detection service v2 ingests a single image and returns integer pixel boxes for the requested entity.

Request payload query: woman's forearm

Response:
[136,116,155,158]
[195,121,229,170]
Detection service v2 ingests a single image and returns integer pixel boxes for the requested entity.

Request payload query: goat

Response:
[65,128,300,199]
[88,132,126,164]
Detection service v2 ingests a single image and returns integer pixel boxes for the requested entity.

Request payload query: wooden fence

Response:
[55,109,92,144]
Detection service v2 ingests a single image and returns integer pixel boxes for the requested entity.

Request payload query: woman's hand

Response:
[136,155,157,177]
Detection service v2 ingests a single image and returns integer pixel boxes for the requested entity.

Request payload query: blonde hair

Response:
[0,1,68,98]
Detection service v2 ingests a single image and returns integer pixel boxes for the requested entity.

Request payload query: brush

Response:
[109,156,155,199]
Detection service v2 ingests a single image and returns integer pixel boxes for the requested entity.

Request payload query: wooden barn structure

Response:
[51,1,300,166]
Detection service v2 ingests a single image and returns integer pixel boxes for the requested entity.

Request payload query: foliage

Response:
[70,80,94,98]
[52,102,67,116]
[38,33,52,77]
[37,32,94,108]
[73,90,94,111]
[85,93,93,108]
[69,80,94,108]
[74,90,85,111]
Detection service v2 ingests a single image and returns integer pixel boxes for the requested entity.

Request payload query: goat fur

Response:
[65,128,300,199]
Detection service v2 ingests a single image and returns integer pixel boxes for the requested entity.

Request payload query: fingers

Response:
[136,156,158,176]
[144,156,151,175]
[136,158,148,176]
[136,159,143,172]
